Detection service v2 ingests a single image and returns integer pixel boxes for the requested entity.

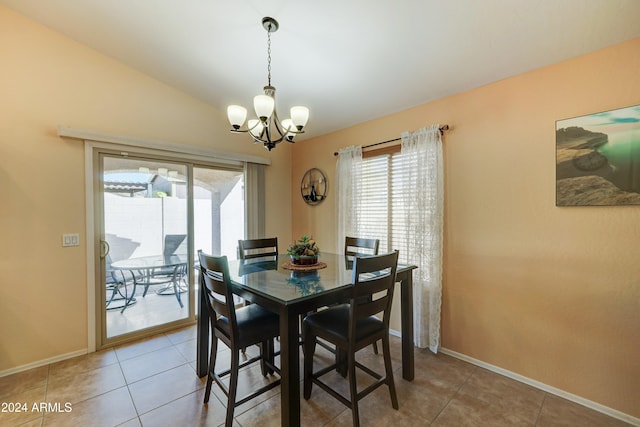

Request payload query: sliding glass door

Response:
[96,151,245,347]
[192,166,245,259]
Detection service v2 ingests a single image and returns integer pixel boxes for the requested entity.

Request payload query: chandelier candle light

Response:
[227,17,309,151]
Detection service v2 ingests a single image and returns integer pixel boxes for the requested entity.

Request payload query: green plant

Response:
[286,235,320,258]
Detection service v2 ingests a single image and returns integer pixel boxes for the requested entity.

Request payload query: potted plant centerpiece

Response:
[287,235,320,265]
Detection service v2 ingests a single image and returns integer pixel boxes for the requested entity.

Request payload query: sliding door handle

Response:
[100,240,110,259]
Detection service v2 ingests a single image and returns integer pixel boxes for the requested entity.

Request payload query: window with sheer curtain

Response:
[337,125,444,353]
[358,151,411,263]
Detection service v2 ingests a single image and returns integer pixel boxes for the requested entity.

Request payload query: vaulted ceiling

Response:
[2,0,639,140]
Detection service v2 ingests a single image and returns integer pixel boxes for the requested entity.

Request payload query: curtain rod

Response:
[333,125,449,156]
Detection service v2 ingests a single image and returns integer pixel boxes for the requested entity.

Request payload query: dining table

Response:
[195,252,417,427]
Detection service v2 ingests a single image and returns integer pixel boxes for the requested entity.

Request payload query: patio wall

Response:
[105,185,244,261]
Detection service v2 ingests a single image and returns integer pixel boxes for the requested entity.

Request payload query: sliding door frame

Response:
[83,137,263,351]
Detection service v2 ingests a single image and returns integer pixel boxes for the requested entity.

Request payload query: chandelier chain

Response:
[267,29,272,86]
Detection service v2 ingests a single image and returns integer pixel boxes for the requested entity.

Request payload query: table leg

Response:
[280,309,300,427]
[119,270,138,314]
[399,269,414,381]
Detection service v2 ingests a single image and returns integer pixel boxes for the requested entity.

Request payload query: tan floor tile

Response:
[324,386,426,427]
[119,346,187,384]
[452,367,545,422]
[164,325,197,345]
[301,350,411,427]
[11,418,43,427]
[234,394,282,427]
[537,394,633,427]
[394,351,475,424]
[173,338,197,363]
[46,363,126,405]
[394,370,456,423]
[119,418,142,427]
[48,348,118,378]
[433,364,546,426]
[42,386,137,427]
[140,389,230,427]
[0,385,45,427]
[114,334,174,362]
[208,362,281,416]
[432,392,537,427]
[0,366,49,399]
[128,364,205,415]
[413,351,476,388]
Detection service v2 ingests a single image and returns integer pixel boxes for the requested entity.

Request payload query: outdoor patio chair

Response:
[144,234,188,307]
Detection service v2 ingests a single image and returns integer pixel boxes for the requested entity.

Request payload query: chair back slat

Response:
[198,251,236,334]
[353,296,388,319]
[345,236,380,257]
[350,251,399,328]
[353,272,393,297]
[238,237,278,260]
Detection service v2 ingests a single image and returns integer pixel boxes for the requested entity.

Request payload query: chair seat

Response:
[304,304,384,344]
[216,304,279,347]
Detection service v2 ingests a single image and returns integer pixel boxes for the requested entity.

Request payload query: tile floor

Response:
[0,325,632,427]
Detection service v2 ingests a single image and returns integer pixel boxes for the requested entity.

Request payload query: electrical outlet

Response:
[62,233,80,247]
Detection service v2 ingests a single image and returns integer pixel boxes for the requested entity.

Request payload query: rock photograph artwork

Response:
[556,104,640,206]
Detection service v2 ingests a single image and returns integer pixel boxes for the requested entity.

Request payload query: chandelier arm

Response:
[249,123,287,147]
[271,109,286,138]
[231,121,287,146]
[271,110,304,137]
[231,115,304,136]
[229,120,263,134]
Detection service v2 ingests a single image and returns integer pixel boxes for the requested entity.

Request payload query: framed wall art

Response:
[556,104,640,206]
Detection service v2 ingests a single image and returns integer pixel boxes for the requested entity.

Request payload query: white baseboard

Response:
[0,349,88,378]
[440,347,639,427]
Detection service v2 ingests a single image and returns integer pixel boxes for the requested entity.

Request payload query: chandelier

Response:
[227,17,309,151]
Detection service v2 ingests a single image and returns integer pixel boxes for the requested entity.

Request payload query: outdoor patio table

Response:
[111,254,189,312]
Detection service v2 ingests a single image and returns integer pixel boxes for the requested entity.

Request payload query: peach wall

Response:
[292,38,640,418]
[0,6,292,371]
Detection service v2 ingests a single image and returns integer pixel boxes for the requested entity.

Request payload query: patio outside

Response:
[103,165,244,338]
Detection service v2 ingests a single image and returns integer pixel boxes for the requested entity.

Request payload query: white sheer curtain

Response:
[245,162,265,239]
[400,125,444,353]
[335,146,363,253]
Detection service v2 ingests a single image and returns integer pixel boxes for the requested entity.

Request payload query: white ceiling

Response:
[2,0,640,140]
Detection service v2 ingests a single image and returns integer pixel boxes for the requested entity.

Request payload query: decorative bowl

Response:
[290,255,318,265]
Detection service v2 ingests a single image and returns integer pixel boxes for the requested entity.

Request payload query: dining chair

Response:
[344,236,380,257]
[345,236,381,353]
[237,237,278,305]
[198,250,281,427]
[236,238,279,353]
[303,251,400,427]
[237,237,278,260]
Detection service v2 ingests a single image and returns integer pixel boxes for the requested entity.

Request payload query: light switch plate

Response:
[62,233,80,247]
